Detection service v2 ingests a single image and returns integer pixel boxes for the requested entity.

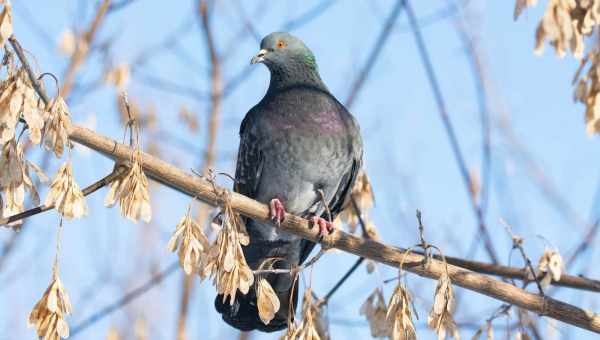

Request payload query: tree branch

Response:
[9,34,600,334]
[60,0,112,98]
[63,123,600,333]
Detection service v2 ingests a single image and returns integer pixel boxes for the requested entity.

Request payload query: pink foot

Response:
[310,216,334,238]
[269,198,286,225]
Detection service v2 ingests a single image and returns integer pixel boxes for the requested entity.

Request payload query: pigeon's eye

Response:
[276,40,286,49]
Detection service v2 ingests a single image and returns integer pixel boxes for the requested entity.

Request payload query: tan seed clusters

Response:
[104,152,152,223]
[104,64,130,91]
[0,68,45,145]
[256,277,281,325]
[204,195,254,305]
[43,96,73,158]
[360,288,392,338]
[516,0,600,59]
[284,288,327,340]
[387,283,417,340]
[573,48,600,134]
[537,247,564,288]
[428,271,460,340]
[0,1,12,48]
[44,161,88,219]
[1,139,46,228]
[27,271,72,340]
[334,170,374,234]
[167,203,209,276]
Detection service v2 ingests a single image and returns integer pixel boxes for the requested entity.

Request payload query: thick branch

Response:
[66,124,600,333]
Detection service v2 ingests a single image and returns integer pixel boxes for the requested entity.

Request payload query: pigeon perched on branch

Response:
[215,32,363,332]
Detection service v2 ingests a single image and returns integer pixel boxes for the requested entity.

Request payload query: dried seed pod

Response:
[167,203,209,275]
[537,247,564,288]
[360,288,392,338]
[427,271,460,340]
[44,161,88,219]
[104,152,152,223]
[43,96,72,158]
[27,270,72,340]
[256,278,281,325]
[203,192,254,305]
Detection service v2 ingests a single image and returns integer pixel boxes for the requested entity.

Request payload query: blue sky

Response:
[1,1,598,339]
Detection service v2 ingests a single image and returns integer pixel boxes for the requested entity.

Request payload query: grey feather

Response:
[215,32,363,332]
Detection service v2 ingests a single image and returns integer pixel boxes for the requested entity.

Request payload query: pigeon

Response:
[215,32,363,332]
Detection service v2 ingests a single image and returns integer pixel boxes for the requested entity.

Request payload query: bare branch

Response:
[60,0,112,98]
[405,0,499,264]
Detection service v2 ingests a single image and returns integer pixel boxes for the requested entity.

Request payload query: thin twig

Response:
[405,0,499,264]
[502,220,545,296]
[344,0,404,108]
[0,165,127,226]
[70,261,179,338]
[61,0,112,98]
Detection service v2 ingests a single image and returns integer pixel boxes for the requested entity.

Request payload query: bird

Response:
[214,32,363,333]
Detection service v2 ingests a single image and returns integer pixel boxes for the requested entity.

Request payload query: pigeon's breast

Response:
[254,113,351,219]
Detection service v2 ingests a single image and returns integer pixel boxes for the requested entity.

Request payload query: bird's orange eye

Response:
[276,40,286,49]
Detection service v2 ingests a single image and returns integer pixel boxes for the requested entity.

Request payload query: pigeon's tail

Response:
[214,276,298,332]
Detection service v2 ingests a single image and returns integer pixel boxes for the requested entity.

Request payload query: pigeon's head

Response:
[251,32,317,71]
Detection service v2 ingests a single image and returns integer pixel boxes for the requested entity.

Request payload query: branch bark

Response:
[66,123,600,333]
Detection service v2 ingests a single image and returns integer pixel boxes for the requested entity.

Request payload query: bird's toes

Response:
[269,198,286,225]
[310,216,334,238]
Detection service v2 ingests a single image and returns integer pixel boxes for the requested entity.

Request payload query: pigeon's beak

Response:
[251,49,268,65]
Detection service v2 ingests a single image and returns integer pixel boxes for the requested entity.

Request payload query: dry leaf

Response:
[104,64,130,90]
[27,270,72,340]
[57,30,76,56]
[167,203,209,275]
[334,170,374,234]
[428,271,460,340]
[537,247,564,288]
[179,106,199,132]
[294,288,325,340]
[387,282,417,340]
[573,47,600,135]
[0,68,44,145]
[104,152,152,223]
[513,0,538,20]
[204,193,254,305]
[44,161,87,219]
[528,0,600,59]
[471,321,494,340]
[256,278,281,325]
[0,1,12,48]
[134,317,148,340]
[1,139,44,228]
[360,288,391,338]
[43,96,72,158]
[106,327,121,340]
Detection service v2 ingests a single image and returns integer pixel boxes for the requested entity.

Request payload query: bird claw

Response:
[310,216,334,238]
[269,198,286,225]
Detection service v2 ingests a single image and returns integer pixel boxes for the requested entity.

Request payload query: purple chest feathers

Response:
[271,110,343,134]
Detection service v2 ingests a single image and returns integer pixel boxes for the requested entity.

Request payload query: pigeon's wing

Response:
[327,158,361,220]
[234,116,263,198]
[298,157,361,264]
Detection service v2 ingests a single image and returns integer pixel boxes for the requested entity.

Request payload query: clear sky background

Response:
[1,1,599,339]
